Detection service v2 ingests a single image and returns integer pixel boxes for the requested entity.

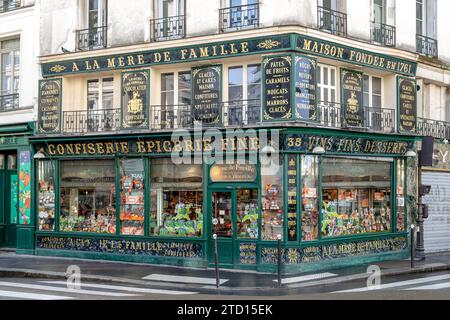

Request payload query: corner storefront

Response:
[30,127,419,273]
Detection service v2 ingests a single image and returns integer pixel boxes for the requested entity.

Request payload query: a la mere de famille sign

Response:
[41,33,416,77]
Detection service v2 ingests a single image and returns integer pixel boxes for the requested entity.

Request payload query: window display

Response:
[301,155,319,241]
[321,158,392,238]
[38,160,55,231]
[150,158,203,237]
[261,159,283,240]
[396,160,406,232]
[60,160,116,233]
[120,159,145,236]
[236,189,259,239]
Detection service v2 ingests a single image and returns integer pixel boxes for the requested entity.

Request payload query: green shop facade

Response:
[29,32,422,273]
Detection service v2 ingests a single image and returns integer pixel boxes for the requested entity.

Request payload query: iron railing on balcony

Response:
[219,3,259,32]
[150,104,193,129]
[417,117,450,140]
[75,26,107,51]
[150,15,186,42]
[371,22,396,47]
[318,102,396,133]
[317,6,347,37]
[0,93,20,112]
[0,0,21,13]
[63,108,120,133]
[223,99,261,126]
[416,34,438,58]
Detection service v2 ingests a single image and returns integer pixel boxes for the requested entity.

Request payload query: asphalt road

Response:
[0,270,450,300]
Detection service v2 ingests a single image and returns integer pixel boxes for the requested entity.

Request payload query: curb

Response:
[1,262,450,293]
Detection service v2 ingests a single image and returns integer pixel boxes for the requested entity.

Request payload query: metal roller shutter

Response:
[422,171,450,253]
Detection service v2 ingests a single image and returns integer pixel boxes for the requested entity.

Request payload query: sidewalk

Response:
[1,250,450,292]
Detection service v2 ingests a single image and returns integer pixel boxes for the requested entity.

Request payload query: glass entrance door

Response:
[209,188,259,266]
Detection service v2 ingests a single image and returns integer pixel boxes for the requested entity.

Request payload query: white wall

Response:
[396,0,416,53]
[347,0,371,42]
[0,3,38,125]
[187,0,220,37]
[437,0,450,64]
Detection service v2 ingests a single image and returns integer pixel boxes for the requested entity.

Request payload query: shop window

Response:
[212,191,232,238]
[321,157,392,238]
[38,160,56,231]
[150,158,203,237]
[301,155,319,241]
[60,160,116,234]
[261,158,284,241]
[120,159,145,236]
[396,160,406,232]
[236,189,259,239]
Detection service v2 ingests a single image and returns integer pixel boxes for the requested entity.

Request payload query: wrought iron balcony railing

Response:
[0,0,22,13]
[223,99,261,126]
[0,93,20,112]
[63,108,120,133]
[219,3,259,32]
[371,22,396,47]
[416,34,438,58]
[417,117,450,140]
[318,102,396,133]
[317,6,347,37]
[150,15,185,42]
[75,26,107,51]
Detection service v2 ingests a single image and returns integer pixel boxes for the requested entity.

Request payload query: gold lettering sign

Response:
[209,163,257,182]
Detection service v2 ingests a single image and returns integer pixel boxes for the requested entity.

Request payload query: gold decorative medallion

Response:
[49,65,67,73]
[347,92,359,114]
[127,91,143,114]
[257,40,281,50]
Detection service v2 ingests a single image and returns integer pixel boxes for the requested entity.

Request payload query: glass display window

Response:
[60,160,116,234]
[321,157,392,238]
[120,158,145,236]
[38,160,56,231]
[261,159,283,241]
[212,191,232,238]
[301,155,319,241]
[236,189,259,239]
[150,158,203,237]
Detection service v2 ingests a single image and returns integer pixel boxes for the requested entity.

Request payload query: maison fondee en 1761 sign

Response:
[38,79,62,133]
[121,70,149,129]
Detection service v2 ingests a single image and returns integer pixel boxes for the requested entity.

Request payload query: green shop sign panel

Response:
[37,236,203,258]
[261,236,407,264]
[18,151,31,225]
[42,34,291,77]
[42,33,416,78]
[285,133,413,155]
[296,34,417,76]
[192,65,222,124]
[341,68,364,128]
[121,70,150,130]
[397,76,417,133]
[38,79,62,134]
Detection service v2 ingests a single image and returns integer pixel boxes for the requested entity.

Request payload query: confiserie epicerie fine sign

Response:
[43,136,262,156]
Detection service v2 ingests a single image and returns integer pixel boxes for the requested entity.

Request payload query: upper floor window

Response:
[151,0,186,42]
[76,0,108,50]
[416,0,437,57]
[0,38,20,112]
[220,0,259,32]
[317,0,347,37]
[371,0,396,46]
[86,77,115,131]
[0,0,21,13]
[227,64,261,125]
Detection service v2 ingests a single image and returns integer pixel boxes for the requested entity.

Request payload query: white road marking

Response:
[403,281,450,291]
[142,274,228,285]
[0,289,72,300]
[334,274,450,293]
[40,281,198,295]
[0,281,138,297]
[275,272,337,284]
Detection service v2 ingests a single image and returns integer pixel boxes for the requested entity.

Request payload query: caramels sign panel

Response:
[397,77,417,133]
[192,65,221,125]
[121,70,149,129]
[38,79,62,133]
[263,55,292,121]
[341,69,364,128]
